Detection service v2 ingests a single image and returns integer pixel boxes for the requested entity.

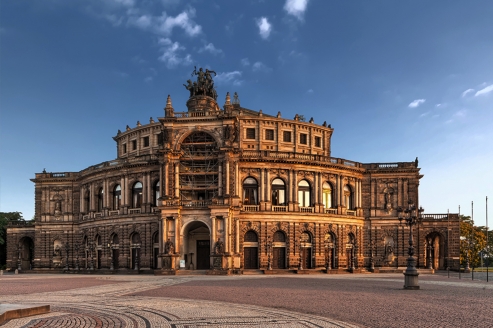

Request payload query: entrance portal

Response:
[19,237,34,270]
[183,221,211,270]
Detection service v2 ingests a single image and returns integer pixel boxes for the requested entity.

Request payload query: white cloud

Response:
[215,71,243,86]
[241,58,250,66]
[157,38,192,68]
[105,14,124,26]
[461,88,475,98]
[284,0,309,20]
[408,99,426,108]
[419,111,430,118]
[252,61,272,72]
[307,89,314,93]
[126,9,201,37]
[435,103,442,108]
[453,109,467,118]
[198,43,223,55]
[103,0,135,8]
[256,17,271,39]
[144,76,153,83]
[475,84,493,96]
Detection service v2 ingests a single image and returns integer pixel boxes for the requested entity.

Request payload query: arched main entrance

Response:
[19,237,34,270]
[183,221,211,270]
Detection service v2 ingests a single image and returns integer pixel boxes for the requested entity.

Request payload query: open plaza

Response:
[0,272,492,327]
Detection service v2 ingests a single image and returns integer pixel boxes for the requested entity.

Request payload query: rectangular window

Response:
[132,140,137,150]
[265,129,274,140]
[283,131,292,142]
[300,133,307,145]
[315,136,321,147]
[246,128,256,139]
[122,143,127,154]
[143,136,150,147]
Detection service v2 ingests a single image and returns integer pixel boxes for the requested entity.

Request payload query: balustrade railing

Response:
[240,151,362,168]
[299,207,314,213]
[243,205,260,212]
[346,210,356,216]
[272,206,288,212]
[108,210,119,216]
[129,208,141,214]
[325,208,337,214]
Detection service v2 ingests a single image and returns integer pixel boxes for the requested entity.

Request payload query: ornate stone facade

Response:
[7,69,460,273]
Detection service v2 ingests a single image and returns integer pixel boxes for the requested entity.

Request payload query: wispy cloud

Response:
[462,89,475,97]
[252,61,272,73]
[475,84,493,96]
[419,111,430,118]
[256,17,272,39]
[453,109,467,118]
[307,89,314,94]
[284,0,310,20]
[408,99,426,108]
[144,76,153,83]
[198,43,223,55]
[157,38,192,68]
[241,58,250,66]
[127,9,201,37]
[215,71,243,86]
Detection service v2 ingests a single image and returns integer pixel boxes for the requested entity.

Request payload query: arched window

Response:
[153,181,160,206]
[97,188,104,212]
[244,230,258,242]
[111,233,119,245]
[298,180,311,207]
[271,178,286,206]
[113,185,121,210]
[95,234,102,246]
[131,232,141,245]
[322,182,333,209]
[132,182,143,208]
[242,177,258,205]
[273,231,286,242]
[344,185,353,209]
[84,191,90,213]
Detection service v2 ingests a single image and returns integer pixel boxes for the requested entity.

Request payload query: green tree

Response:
[460,215,486,267]
[0,212,24,266]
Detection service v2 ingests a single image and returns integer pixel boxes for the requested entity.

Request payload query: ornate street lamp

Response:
[74,242,80,271]
[134,245,140,271]
[368,240,375,271]
[108,242,114,271]
[324,238,334,271]
[88,243,94,271]
[64,242,70,271]
[397,199,424,290]
[17,244,22,271]
[265,236,272,270]
[426,239,433,270]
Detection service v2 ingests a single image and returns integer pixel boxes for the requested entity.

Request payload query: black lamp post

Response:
[64,242,70,271]
[426,239,433,270]
[88,243,94,271]
[397,199,424,290]
[297,237,304,270]
[108,242,114,271]
[74,243,80,271]
[368,240,375,271]
[265,236,272,270]
[324,239,333,271]
[17,244,22,271]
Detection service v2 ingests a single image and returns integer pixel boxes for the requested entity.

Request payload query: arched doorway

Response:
[347,233,356,271]
[243,230,259,269]
[95,234,102,269]
[272,231,286,269]
[183,221,211,270]
[152,232,159,269]
[300,232,312,269]
[110,233,119,269]
[19,237,34,270]
[425,232,443,270]
[324,233,337,269]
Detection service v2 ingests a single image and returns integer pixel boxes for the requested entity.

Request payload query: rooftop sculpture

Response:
[184,66,218,100]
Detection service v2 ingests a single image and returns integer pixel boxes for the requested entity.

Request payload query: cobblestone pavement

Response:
[1,273,492,328]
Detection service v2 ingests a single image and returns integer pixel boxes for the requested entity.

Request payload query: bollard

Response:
[15,269,19,274]
[447,267,450,278]
[0,270,3,275]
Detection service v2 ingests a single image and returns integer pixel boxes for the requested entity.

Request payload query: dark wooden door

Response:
[302,248,312,269]
[244,247,258,269]
[273,247,285,269]
[196,240,210,270]
[153,248,159,269]
[112,249,119,269]
[132,249,139,269]
[97,250,102,269]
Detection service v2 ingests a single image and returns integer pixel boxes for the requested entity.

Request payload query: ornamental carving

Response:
[299,222,314,234]
[241,221,260,234]
[270,221,288,233]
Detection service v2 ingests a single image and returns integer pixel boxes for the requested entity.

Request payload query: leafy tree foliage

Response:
[460,215,486,267]
[0,212,24,266]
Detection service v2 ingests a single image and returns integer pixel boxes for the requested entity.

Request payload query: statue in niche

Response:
[383,187,394,213]
[164,239,174,254]
[214,238,224,255]
[54,245,61,257]
[54,200,62,216]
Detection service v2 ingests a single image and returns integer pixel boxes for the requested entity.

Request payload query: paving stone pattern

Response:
[1,274,492,327]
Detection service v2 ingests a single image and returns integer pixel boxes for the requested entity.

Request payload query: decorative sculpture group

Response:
[183,67,218,100]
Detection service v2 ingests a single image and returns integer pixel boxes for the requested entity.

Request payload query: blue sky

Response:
[1,0,492,227]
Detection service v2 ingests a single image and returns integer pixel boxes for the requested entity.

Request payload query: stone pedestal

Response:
[211,255,226,270]
[160,254,179,271]
[403,257,420,290]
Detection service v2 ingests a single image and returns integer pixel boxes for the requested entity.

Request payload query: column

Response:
[80,188,85,213]
[358,180,362,208]
[123,176,128,207]
[235,161,239,196]
[159,218,163,253]
[90,184,95,211]
[224,216,229,253]
[163,162,168,197]
[404,179,409,203]
[397,178,402,207]
[293,170,297,203]
[225,160,230,195]
[235,218,240,253]
[314,172,318,206]
[174,163,179,198]
[319,172,323,204]
[211,216,216,252]
[266,169,270,202]
[259,169,264,202]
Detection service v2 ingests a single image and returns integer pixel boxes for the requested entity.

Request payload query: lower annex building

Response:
[7,68,460,273]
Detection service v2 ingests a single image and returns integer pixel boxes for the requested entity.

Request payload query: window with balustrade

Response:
[132,182,143,208]
[322,182,333,209]
[153,181,160,206]
[113,185,121,210]
[242,177,258,205]
[344,185,353,210]
[298,180,311,207]
[97,188,104,212]
[271,178,286,206]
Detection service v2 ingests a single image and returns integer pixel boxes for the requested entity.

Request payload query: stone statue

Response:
[185,67,218,100]
[233,92,240,105]
[214,238,224,255]
[54,245,61,257]
[54,200,62,216]
[183,79,195,97]
[164,238,174,254]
